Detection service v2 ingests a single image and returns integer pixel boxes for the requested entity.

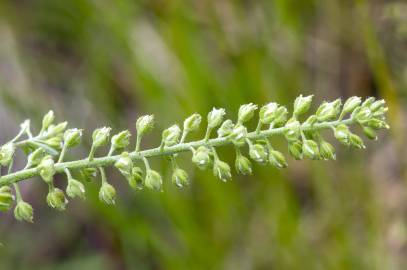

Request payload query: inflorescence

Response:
[0,96,389,222]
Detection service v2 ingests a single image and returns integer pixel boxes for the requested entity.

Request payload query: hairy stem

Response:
[0,118,353,186]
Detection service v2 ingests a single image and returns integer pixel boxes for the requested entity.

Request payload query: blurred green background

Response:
[0,0,406,269]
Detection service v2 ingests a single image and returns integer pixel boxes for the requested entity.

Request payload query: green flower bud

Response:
[273,106,288,127]
[92,127,111,148]
[354,107,372,123]
[38,156,55,183]
[114,152,133,178]
[46,188,68,211]
[208,108,226,128]
[316,99,341,121]
[235,154,252,175]
[238,103,258,123]
[128,167,144,190]
[284,119,301,142]
[259,102,278,125]
[192,146,212,170]
[145,169,163,191]
[217,120,234,138]
[0,186,14,212]
[27,148,45,168]
[162,124,181,147]
[99,183,116,205]
[184,113,202,132]
[136,115,155,136]
[66,178,86,199]
[304,115,318,126]
[249,143,268,164]
[45,136,63,149]
[172,168,189,188]
[334,124,350,145]
[14,201,33,222]
[293,95,313,116]
[366,119,389,130]
[288,141,303,160]
[42,110,55,131]
[47,121,68,136]
[369,99,385,112]
[80,167,98,182]
[319,140,336,160]
[363,126,378,140]
[269,150,288,168]
[341,96,361,116]
[349,133,365,149]
[213,160,232,182]
[302,139,320,159]
[0,143,15,166]
[372,107,388,118]
[111,130,131,150]
[63,128,82,148]
[361,97,375,108]
[230,125,247,147]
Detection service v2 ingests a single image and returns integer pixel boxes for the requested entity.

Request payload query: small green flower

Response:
[192,146,212,170]
[342,96,361,115]
[172,168,189,188]
[249,143,268,164]
[99,183,116,205]
[111,130,131,150]
[235,154,252,175]
[284,119,301,142]
[213,160,232,182]
[184,113,202,133]
[208,108,226,128]
[63,128,82,148]
[269,150,288,168]
[136,115,155,136]
[66,178,86,199]
[0,186,14,212]
[349,134,365,149]
[293,95,313,116]
[47,188,68,211]
[115,152,133,178]
[38,156,56,184]
[230,125,247,147]
[302,139,320,159]
[288,141,303,160]
[273,106,289,127]
[92,127,111,148]
[27,148,45,168]
[319,140,336,160]
[145,170,163,191]
[316,99,341,121]
[14,201,33,223]
[238,103,258,123]
[334,124,350,145]
[0,143,15,166]
[362,126,377,140]
[162,124,181,147]
[42,110,55,131]
[259,102,278,125]
[128,167,144,190]
[217,120,235,138]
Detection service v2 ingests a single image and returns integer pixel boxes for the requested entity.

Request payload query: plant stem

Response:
[0,118,354,186]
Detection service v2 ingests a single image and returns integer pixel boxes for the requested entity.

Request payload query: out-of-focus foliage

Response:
[0,0,406,269]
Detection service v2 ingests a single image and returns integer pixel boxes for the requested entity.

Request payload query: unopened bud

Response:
[366,119,389,130]
[230,125,247,147]
[192,146,212,170]
[45,136,63,149]
[316,99,341,121]
[184,113,202,132]
[235,154,252,175]
[269,150,288,168]
[162,124,181,147]
[369,99,385,112]
[213,160,232,182]
[14,201,33,222]
[172,168,189,188]
[48,121,68,136]
[208,108,226,128]
[320,140,336,160]
[38,156,55,183]
[217,120,234,138]
[66,178,86,199]
[288,141,303,160]
[362,97,375,108]
[0,186,14,212]
[249,143,268,164]
[27,148,45,168]
[145,169,163,191]
[80,167,98,182]
[302,139,320,159]
[342,96,362,116]
[42,110,55,131]
[111,130,131,150]
[99,183,116,205]
[293,95,313,116]
[136,115,155,136]
[363,126,377,140]
[334,124,350,145]
[92,127,111,148]
[284,120,301,142]
[354,107,372,123]
[0,143,15,166]
[238,103,258,123]
[349,133,365,149]
[47,188,68,211]
[64,128,82,148]
[128,167,144,190]
[273,106,288,127]
[114,152,133,178]
[259,103,278,124]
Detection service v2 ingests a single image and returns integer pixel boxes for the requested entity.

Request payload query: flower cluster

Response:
[0,96,389,222]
